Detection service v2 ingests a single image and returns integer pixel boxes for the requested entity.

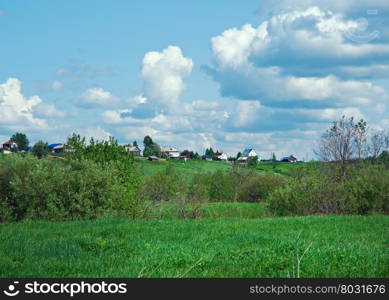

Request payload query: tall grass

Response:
[0,216,387,277]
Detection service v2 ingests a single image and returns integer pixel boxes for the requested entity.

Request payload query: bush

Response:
[0,155,140,222]
[138,165,182,203]
[237,173,285,203]
[207,170,235,202]
[267,162,389,216]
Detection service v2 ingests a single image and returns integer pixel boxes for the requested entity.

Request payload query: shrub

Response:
[138,166,182,203]
[267,162,389,216]
[237,173,285,203]
[207,170,235,202]
[0,155,140,222]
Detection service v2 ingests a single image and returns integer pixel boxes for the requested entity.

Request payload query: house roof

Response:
[243,148,255,156]
[48,143,64,149]
[161,146,179,152]
[126,145,141,151]
[2,141,17,149]
[281,155,297,160]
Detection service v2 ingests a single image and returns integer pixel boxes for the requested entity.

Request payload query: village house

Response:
[237,148,261,162]
[1,141,17,154]
[125,145,142,157]
[161,146,180,158]
[2,141,18,150]
[48,143,65,153]
[281,155,297,162]
[242,148,258,157]
[214,152,228,161]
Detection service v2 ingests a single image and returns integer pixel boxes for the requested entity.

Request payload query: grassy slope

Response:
[1,215,388,277]
[135,158,302,179]
[135,158,231,182]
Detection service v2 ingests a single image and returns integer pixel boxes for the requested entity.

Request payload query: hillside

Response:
[135,157,304,179]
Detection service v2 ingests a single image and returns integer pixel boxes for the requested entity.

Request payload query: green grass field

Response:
[144,202,270,220]
[1,215,388,277]
[135,157,231,179]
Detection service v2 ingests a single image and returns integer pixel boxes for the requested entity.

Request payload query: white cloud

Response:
[211,6,389,76]
[211,22,269,69]
[141,46,193,109]
[33,103,66,118]
[77,126,112,142]
[0,78,47,129]
[208,6,389,116]
[191,100,224,111]
[81,87,119,106]
[234,100,261,127]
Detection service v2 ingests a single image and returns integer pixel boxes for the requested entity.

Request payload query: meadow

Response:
[1,147,388,278]
[1,215,388,277]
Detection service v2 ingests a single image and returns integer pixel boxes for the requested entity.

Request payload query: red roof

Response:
[2,141,17,146]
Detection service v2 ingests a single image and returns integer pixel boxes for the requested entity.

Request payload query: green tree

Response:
[143,136,153,147]
[143,136,161,157]
[205,148,215,158]
[133,141,138,147]
[272,153,277,169]
[31,141,48,159]
[66,133,86,152]
[236,152,242,159]
[10,132,29,151]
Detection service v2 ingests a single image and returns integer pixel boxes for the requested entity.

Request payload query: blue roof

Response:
[243,148,254,156]
[48,143,63,148]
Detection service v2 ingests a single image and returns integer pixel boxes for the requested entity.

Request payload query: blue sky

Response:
[1,0,389,159]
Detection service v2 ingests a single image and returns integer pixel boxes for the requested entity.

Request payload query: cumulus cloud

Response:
[81,87,119,107]
[207,6,389,127]
[211,6,389,77]
[211,22,269,69]
[141,45,193,109]
[203,4,389,158]
[234,100,261,127]
[0,78,47,130]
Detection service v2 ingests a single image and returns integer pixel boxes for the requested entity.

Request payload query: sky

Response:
[1,0,389,160]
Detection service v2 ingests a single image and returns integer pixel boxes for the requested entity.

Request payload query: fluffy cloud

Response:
[234,100,261,128]
[208,6,389,124]
[100,45,231,151]
[0,78,47,130]
[141,46,193,109]
[202,4,389,158]
[211,6,389,79]
[211,23,269,69]
[81,87,119,106]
